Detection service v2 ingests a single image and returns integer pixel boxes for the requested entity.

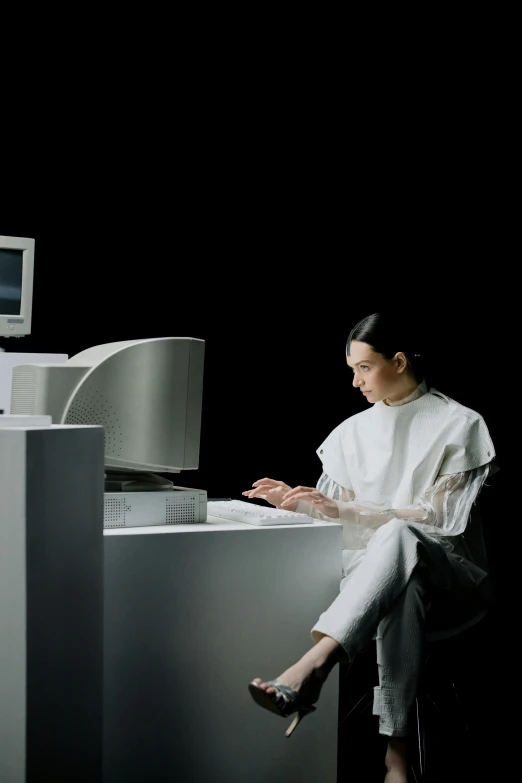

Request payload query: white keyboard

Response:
[207,499,314,526]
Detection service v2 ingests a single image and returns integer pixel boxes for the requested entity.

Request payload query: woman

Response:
[243,312,496,783]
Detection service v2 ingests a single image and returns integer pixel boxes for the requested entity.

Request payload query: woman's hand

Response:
[280,486,339,518]
[242,478,298,510]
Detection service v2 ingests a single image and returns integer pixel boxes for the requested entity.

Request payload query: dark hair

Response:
[346,312,427,386]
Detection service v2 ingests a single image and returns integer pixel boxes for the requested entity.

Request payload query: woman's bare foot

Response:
[250,663,326,706]
[251,636,342,706]
[384,738,408,783]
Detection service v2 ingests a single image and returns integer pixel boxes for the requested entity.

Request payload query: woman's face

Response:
[346,340,408,404]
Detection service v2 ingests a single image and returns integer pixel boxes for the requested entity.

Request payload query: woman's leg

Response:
[313,521,471,777]
[374,572,427,738]
[254,520,474,709]
[384,739,409,783]
[252,520,421,703]
[310,519,472,657]
[375,574,427,782]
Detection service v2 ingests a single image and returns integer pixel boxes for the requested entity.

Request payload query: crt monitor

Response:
[0,235,35,337]
[10,336,205,478]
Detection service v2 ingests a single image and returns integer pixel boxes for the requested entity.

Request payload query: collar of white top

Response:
[384,378,428,407]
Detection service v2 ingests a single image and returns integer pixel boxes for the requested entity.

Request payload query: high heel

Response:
[248,679,317,737]
[284,709,312,738]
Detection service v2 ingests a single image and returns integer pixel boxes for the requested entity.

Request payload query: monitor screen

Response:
[0,249,24,316]
[0,236,35,337]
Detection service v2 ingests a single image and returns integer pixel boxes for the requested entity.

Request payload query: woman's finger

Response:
[246,486,271,498]
[281,491,313,505]
[252,478,288,488]
[282,486,315,499]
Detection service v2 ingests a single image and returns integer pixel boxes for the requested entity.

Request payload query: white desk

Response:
[103,515,342,783]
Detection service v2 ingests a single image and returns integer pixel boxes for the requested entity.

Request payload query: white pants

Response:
[310,519,486,736]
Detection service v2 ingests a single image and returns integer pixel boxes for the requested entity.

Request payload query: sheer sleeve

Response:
[413,464,491,539]
[295,472,374,550]
[296,466,492,552]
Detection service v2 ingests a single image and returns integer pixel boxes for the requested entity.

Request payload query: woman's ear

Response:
[394,352,408,374]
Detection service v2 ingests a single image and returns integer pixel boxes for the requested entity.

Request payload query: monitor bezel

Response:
[0,235,35,337]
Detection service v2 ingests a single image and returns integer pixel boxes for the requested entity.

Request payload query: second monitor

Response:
[0,235,35,338]
[10,336,207,526]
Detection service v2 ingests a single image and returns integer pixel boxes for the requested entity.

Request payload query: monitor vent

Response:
[104,496,128,527]
[65,386,122,455]
[166,495,196,524]
[10,367,37,414]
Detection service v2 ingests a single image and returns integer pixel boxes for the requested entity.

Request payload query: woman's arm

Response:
[412,464,491,538]
[286,465,492,535]
[283,472,420,527]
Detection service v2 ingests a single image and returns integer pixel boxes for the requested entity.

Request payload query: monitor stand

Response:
[104,470,174,492]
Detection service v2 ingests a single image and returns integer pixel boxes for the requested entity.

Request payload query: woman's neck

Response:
[384,379,427,407]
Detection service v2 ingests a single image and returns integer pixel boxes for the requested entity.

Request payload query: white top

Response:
[297,381,496,578]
